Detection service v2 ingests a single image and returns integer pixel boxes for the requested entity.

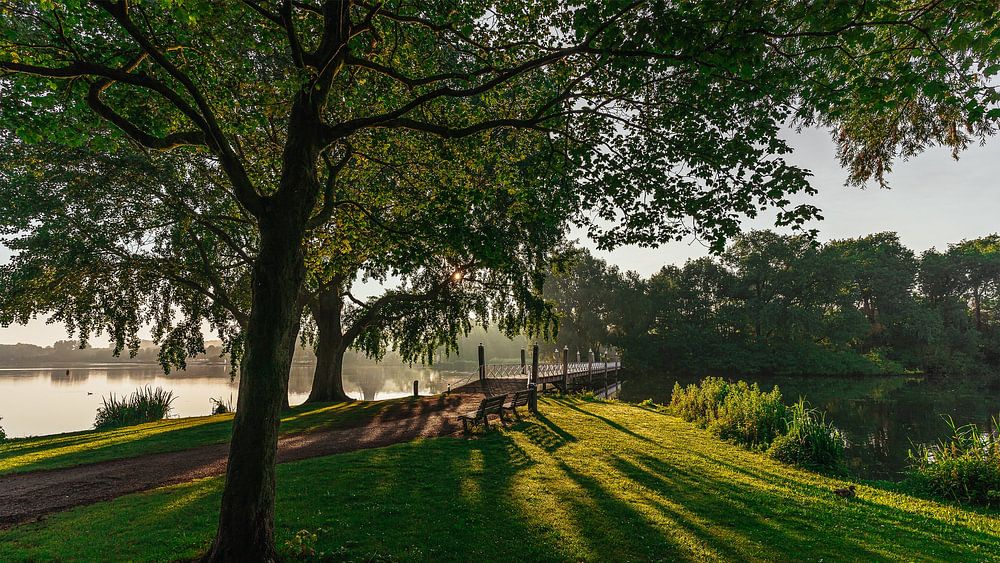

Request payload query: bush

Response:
[0,417,6,441]
[906,415,1000,506]
[709,381,785,450]
[670,377,785,450]
[670,376,730,424]
[210,395,234,415]
[768,399,846,472]
[94,386,176,430]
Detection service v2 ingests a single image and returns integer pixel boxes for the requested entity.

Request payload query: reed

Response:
[94,386,177,430]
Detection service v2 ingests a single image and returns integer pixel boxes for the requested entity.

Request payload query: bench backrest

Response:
[475,394,507,416]
[510,390,531,407]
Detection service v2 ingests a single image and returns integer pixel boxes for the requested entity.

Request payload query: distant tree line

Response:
[549,232,1000,377]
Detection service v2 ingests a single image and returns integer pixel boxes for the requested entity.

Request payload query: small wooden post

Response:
[588,348,594,388]
[520,348,526,375]
[528,383,538,413]
[531,344,539,389]
[413,380,419,397]
[478,343,486,382]
[604,355,609,391]
[562,346,569,392]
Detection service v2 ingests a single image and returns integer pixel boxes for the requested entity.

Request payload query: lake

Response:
[0,363,473,438]
[621,373,1000,481]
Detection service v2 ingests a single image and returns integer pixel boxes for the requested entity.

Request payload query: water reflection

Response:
[623,373,1000,481]
[0,363,470,438]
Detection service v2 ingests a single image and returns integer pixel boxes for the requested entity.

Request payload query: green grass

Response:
[0,397,423,475]
[3,397,1000,561]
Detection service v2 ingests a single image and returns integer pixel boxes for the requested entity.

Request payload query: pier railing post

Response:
[604,356,609,392]
[528,383,538,413]
[413,380,419,397]
[478,343,486,382]
[588,349,593,389]
[530,344,539,389]
[520,348,526,375]
[562,346,569,392]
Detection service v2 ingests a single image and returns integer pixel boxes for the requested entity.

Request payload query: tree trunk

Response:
[305,286,353,403]
[203,215,307,562]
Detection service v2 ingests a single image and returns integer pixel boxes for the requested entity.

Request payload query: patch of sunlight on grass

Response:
[5,397,1000,561]
[460,449,484,503]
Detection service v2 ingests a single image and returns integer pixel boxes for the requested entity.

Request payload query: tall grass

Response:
[210,395,234,415]
[907,415,1000,506]
[670,377,845,471]
[94,387,177,430]
[670,377,785,450]
[768,399,846,472]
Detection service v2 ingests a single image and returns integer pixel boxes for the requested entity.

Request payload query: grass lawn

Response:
[3,397,1000,561]
[0,398,419,475]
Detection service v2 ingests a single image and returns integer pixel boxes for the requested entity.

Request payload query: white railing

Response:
[482,361,620,380]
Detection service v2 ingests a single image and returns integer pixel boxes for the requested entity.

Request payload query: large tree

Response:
[2,1,998,559]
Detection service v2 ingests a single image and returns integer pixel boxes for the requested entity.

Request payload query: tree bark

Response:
[306,288,352,403]
[191,4,350,558]
[202,204,310,562]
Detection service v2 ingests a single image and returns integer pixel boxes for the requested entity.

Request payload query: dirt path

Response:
[0,392,482,528]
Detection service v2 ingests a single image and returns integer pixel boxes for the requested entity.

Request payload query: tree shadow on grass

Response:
[552,398,659,446]
[623,451,1000,560]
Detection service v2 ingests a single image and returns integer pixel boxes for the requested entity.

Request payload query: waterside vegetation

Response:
[2,397,999,561]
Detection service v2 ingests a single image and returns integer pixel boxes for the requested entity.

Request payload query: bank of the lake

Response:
[621,372,1000,480]
[1,396,997,561]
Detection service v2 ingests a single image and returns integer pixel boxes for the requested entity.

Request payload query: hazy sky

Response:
[2,126,997,345]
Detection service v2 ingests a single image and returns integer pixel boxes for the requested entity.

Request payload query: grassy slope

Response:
[0,398,417,475]
[3,397,1000,561]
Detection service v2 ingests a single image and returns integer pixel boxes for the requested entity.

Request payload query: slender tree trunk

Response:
[203,209,308,562]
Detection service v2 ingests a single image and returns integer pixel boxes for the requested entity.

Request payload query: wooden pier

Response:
[474,343,621,394]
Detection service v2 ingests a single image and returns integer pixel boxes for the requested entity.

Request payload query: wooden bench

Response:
[458,394,508,432]
[503,389,532,419]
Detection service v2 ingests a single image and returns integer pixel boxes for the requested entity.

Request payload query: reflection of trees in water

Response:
[340,365,471,401]
[49,369,90,385]
[286,365,315,395]
[352,371,385,401]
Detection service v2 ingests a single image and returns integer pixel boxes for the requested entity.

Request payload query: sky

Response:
[1,126,998,345]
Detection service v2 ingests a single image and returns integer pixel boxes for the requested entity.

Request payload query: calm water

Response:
[0,363,472,438]
[622,373,1000,481]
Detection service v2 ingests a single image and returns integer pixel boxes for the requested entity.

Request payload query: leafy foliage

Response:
[670,377,786,450]
[768,399,846,473]
[94,387,177,431]
[553,232,1000,377]
[907,415,1000,506]
[671,377,845,470]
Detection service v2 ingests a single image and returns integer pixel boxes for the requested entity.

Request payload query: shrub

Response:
[670,376,730,424]
[670,377,785,450]
[638,398,657,408]
[210,395,235,415]
[906,415,1000,506]
[94,386,176,430]
[768,399,846,472]
[709,381,785,450]
[0,417,6,441]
